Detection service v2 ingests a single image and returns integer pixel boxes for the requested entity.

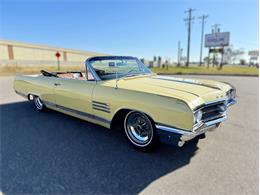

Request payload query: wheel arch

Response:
[110,108,156,130]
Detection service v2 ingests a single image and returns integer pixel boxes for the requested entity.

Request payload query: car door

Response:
[54,78,96,118]
[34,76,58,104]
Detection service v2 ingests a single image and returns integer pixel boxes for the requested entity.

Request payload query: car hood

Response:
[115,75,231,109]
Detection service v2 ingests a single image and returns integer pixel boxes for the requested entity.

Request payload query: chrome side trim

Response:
[43,100,110,125]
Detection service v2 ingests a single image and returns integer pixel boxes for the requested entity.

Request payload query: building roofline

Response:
[0,39,108,56]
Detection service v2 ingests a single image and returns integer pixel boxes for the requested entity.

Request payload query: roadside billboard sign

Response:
[205,32,230,47]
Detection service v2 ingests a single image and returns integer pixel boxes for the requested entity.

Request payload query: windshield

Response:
[89,57,152,80]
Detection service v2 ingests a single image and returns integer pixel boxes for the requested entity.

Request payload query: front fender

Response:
[110,90,194,131]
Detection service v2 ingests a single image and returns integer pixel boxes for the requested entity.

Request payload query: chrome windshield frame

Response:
[85,56,150,81]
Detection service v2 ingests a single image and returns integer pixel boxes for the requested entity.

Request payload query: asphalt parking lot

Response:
[0,75,258,194]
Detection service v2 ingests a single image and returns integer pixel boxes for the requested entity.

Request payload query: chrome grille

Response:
[201,101,226,122]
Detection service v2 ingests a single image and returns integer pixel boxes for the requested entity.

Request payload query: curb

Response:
[156,73,259,77]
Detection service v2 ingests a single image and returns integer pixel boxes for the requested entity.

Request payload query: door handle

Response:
[54,83,61,86]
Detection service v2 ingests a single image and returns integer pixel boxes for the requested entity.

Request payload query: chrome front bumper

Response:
[156,116,226,147]
[179,116,227,145]
[156,98,236,147]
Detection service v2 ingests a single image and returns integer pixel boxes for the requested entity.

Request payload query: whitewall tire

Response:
[124,111,158,151]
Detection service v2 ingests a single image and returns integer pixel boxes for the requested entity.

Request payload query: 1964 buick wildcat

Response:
[14,56,236,150]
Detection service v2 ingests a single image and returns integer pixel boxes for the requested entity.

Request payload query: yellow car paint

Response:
[14,73,232,132]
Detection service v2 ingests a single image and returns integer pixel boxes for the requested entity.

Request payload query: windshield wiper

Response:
[115,68,139,89]
[118,68,138,80]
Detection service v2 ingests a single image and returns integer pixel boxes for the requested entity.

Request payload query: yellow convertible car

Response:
[14,56,236,150]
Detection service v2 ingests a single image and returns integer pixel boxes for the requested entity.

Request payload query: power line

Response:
[198,14,208,66]
[184,8,195,67]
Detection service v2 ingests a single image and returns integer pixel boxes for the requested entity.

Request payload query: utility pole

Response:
[198,15,208,66]
[177,41,181,66]
[184,8,195,67]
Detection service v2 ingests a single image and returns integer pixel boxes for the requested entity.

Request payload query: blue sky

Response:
[0,0,258,61]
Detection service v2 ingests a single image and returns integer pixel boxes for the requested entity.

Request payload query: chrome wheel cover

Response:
[34,97,43,110]
[124,111,153,146]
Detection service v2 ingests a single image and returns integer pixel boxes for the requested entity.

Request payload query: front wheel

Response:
[124,111,158,151]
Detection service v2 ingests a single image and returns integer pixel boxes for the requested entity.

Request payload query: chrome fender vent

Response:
[92,101,111,113]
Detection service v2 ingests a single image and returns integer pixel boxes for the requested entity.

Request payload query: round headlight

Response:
[194,110,203,124]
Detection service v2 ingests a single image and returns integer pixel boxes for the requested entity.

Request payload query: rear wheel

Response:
[33,96,47,111]
[124,111,157,151]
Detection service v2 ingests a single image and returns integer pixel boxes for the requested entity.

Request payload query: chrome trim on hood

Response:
[152,76,221,90]
[151,85,200,97]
